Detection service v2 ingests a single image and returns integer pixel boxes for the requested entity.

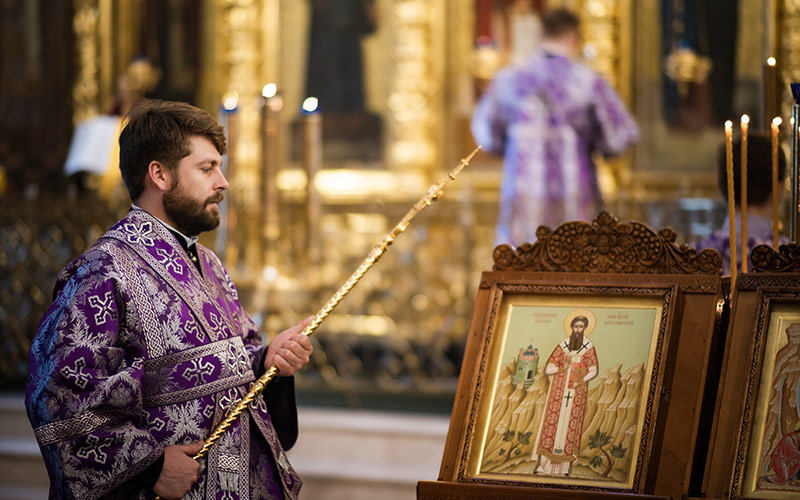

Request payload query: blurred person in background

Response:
[472,7,639,247]
[695,133,787,274]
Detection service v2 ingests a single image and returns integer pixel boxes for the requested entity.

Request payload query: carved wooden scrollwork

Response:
[750,242,800,273]
[492,211,722,275]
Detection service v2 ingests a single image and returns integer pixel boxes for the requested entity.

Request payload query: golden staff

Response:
[193,146,480,460]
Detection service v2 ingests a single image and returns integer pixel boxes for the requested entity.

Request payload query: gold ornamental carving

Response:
[212,0,268,272]
[569,0,631,103]
[780,0,800,105]
[575,0,632,195]
[72,0,101,124]
[387,0,445,174]
[215,0,263,210]
[71,0,138,125]
[735,0,763,81]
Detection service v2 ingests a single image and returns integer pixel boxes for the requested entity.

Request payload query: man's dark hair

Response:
[118,99,227,201]
[717,132,786,206]
[570,316,589,328]
[542,7,581,39]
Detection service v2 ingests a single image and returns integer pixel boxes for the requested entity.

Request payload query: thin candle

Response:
[222,91,239,268]
[261,83,282,269]
[302,96,322,266]
[741,114,749,274]
[772,117,782,248]
[725,120,737,286]
[764,58,777,129]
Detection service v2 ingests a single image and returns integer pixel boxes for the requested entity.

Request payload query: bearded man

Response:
[533,314,599,476]
[26,100,313,500]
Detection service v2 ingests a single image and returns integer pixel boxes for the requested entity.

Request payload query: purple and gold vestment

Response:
[26,209,301,500]
[472,51,639,246]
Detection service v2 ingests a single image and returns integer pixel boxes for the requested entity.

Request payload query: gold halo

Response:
[563,309,597,336]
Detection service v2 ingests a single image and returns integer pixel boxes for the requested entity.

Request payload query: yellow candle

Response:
[772,117,782,248]
[765,58,778,126]
[302,96,322,266]
[741,114,749,274]
[725,120,737,285]
[222,91,239,268]
[261,83,283,269]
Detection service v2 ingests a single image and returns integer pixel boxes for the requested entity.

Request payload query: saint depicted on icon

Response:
[533,310,599,476]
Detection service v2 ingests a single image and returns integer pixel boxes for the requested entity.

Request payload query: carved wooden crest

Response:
[750,242,800,273]
[492,211,722,275]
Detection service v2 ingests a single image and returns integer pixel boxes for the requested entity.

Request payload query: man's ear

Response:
[147,161,172,192]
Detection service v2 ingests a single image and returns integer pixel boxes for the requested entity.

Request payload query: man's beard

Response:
[569,331,584,351]
[163,183,223,236]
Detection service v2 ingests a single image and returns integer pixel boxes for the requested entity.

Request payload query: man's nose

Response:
[215,169,229,191]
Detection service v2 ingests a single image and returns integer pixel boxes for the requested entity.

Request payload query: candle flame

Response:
[302,97,319,113]
[262,83,277,98]
[767,57,777,66]
[773,116,783,126]
[724,120,733,129]
[222,91,239,111]
[741,114,750,125]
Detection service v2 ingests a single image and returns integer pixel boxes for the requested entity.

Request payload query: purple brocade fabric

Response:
[472,51,639,246]
[26,209,300,500]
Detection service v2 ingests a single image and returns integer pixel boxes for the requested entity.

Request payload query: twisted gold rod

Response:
[192,146,480,461]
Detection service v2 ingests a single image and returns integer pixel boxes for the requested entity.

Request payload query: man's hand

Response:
[153,441,203,499]
[264,316,314,376]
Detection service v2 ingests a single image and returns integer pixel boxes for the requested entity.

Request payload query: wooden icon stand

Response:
[701,243,800,499]
[418,212,725,500]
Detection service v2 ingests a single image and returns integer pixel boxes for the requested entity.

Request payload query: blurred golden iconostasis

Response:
[1,0,798,411]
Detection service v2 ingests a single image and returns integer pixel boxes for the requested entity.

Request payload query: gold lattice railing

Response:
[0,194,118,387]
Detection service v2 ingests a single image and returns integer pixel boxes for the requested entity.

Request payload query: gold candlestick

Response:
[261,83,282,270]
[772,117,782,248]
[741,114,749,274]
[725,120,737,287]
[302,97,322,267]
[222,91,239,269]
[191,146,482,461]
